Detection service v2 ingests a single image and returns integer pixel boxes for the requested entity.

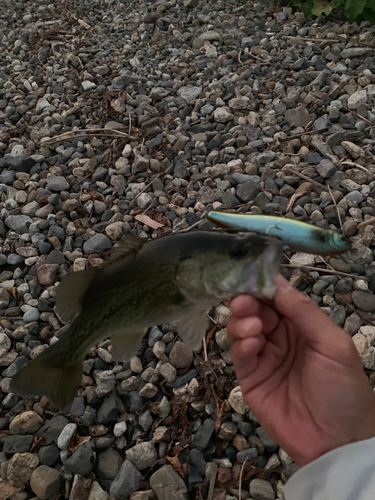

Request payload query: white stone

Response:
[81,80,96,90]
[36,97,50,112]
[214,107,234,123]
[113,421,127,437]
[348,90,367,110]
[228,386,249,415]
[136,192,153,209]
[353,326,375,369]
[57,423,77,450]
[177,85,202,105]
[290,252,315,267]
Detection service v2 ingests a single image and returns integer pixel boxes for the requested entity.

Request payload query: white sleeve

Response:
[284,437,375,500]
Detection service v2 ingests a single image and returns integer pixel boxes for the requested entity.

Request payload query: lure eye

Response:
[229,246,249,259]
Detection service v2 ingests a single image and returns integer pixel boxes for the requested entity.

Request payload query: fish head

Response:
[321,230,352,255]
[176,231,282,302]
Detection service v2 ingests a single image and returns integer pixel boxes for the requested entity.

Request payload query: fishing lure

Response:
[207,211,352,256]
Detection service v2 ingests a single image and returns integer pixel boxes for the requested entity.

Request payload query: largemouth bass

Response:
[10,230,282,409]
[207,212,352,256]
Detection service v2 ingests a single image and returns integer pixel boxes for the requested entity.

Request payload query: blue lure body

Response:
[207,212,352,256]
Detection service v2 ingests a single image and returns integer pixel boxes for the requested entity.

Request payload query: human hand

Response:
[227,275,375,467]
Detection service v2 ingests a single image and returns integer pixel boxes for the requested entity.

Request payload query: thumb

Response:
[274,275,348,346]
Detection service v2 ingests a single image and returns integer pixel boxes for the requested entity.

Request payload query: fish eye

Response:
[228,246,249,259]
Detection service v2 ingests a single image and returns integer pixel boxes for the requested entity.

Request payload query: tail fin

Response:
[10,339,84,410]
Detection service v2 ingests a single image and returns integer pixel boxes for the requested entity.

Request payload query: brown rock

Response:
[233,434,248,451]
[168,341,193,369]
[69,475,91,500]
[36,264,60,286]
[10,411,43,435]
[335,292,352,305]
[30,465,62,500]
[295,182,313,195]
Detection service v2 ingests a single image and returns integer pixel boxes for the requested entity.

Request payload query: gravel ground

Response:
[1,0,375,498]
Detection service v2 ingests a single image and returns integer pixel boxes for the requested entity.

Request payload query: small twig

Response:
[206,313,218,325]
[202,337,208,362]
[283,35,335,43]
[279,127,329,142]
[282,35,372,46]
[134,174,161,200]
[128,112,132,136]
[316,255,334,271]
[340,160,369,172]
[284,167,329,192]
[356,113,374,126]
[174,219,203,233]
[358,217,375,229]
[281,263,368,280]
[243,48,271,65]
[207,463,218,500]
[43,128,137,144]
[286,192,303,213]
[327,184,344,235]
[238,458,248,500]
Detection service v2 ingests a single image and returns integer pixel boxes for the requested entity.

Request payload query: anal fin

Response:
[110,328,147,362]
[176,310,209,351]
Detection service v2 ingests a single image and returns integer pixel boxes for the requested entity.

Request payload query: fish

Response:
[10,230,282,409]
[206,211,352,256]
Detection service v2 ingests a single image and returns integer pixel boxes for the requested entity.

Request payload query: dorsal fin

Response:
[105,233,146,265]
[55,267,99,324]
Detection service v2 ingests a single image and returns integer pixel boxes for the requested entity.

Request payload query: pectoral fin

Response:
[110,328,147,362]
[176,310,209,351]
[55,268,99,324]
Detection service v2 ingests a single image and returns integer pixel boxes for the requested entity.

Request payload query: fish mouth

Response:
[239,236,282,299]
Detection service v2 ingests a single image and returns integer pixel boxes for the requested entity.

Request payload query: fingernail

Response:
[276,274,293,290]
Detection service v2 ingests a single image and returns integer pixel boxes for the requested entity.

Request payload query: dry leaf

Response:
[29,436,45,454]
[166,455,189,478]
[135,214,164,229]
[216,467,232,485]
[68,434,91,453]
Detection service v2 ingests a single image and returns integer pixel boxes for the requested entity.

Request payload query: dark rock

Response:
[303,152,322,165]
[38,444,60,466]
[97,448,122,480]
[191,418,215,451]
[352,291,375,312]
[236,182,261,202]
[37,416,69,446]
[83,234,112,254]
[0,155,36,173]
[2,435,34,455]
[110,460,142,500]
[222,191,239,208]
[64,441,94,475]
[97,392,119,424]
